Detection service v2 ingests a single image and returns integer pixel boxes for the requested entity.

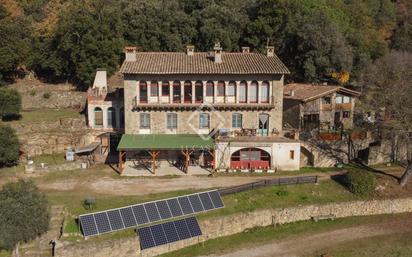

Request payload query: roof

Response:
[120,52,290,75]
[74,142,100,154]
[283,83,361,102]
[117,134,214,150]
[216,136,298,143]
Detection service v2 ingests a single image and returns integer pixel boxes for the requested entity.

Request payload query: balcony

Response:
[132,96,276,110]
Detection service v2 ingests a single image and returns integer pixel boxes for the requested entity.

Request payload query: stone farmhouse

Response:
[283,83,360,132]
[88,44,301,174]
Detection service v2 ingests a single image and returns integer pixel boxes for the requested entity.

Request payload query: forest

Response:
[0,0,411,89]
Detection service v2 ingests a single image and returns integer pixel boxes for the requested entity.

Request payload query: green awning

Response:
[117,134,214,150]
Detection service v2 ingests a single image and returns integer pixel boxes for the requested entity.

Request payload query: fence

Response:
[218,175,318,196]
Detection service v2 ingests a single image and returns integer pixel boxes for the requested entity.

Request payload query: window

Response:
[289,150,295,160]
[250,81,258,103]
[322,96,331,104]
[140,113,150,129]
[227,81,236,96]
[260,81,269,103]
[239,81,247,102]
[343,111,351,118]
[206,81,214,96]
[161,81,170,96]
[232,113,242,128]
[217,81,225,96]
[199,113,210,129]
[107,107,116,128]
[336,93,343,104]
[172,81,180,103]
[167,113,177,129]
[150,81,158,96]
[94,107,103,127]
[343,96,351,103]
[139,81,148,103]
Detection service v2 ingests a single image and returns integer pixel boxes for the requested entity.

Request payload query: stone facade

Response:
[56,197,412,257]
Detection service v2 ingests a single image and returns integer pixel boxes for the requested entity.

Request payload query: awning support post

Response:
[181,150,193,174]
[148,150,160,174]
[206,148,215,172]
[118,150,126,174]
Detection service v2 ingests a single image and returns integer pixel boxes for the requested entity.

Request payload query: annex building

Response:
[89,44,300,174]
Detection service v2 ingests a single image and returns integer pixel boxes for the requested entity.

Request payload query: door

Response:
[334,111,341,129]
[258,114,269,136]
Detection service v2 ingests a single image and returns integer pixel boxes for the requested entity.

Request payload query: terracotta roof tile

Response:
[284,83,360,102]
[120,52,290,75]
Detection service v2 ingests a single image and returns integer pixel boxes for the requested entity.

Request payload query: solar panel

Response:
[137,217,202,250]
[79,190,223,237]
[188,194,204,212]
[156,200,172,219]
[94,212,111,234]
[79,214,98,237]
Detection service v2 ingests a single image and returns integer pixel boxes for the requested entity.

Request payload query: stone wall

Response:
[56,197,412,257]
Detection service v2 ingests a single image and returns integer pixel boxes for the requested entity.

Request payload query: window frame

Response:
[161,81,170,96]
[167,113,178,129]
[199,113,210,129]
[139,113,151,129]
[232,113,243,129]
[150,81,159,96]
[217,81,225,97]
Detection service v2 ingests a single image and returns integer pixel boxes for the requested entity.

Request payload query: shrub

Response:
[276,190,289,197]
[42,92,51,99]
[0,88,21,119]
[344,170,377,196]
[0,125,19,167]
[29,89,36,96]
[0,180,50,251]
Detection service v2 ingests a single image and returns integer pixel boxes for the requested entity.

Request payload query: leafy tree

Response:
[0,5,31,84]
[0,88,22,119]
[0,125,19,167]
[30,0,124,88]
[0,180,50,253]
[361,51,412,186]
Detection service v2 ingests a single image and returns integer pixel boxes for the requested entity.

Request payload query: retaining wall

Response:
[56,197,412,257]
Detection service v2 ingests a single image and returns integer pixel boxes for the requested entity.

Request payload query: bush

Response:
[276,190,289,197]
[344,170,377,196]
[0,125,19,167]
[42,92,50,99]
[0,180,50,251]
[0,88,21,119]
[29,89,36,96]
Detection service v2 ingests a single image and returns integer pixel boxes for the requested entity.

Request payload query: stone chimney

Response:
[266,46,275,57]
[186,45,195,56]
[124,46,137,62]
[241,46,250,53]
[93,69,107,95]
[213,42,223,63]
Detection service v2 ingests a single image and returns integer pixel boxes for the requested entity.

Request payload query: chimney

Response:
[93,68,107,91]
[241,46,250,53]
[186,45,195,56]
[290,90,295,97]
[124,46,137,62]
[213,42,223,63]
[266,46,275,57]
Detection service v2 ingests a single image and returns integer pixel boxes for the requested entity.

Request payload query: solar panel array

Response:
[79,190,224,237]
[138,217,202,250]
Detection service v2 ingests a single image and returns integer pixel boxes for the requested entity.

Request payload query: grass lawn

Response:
[32,153,67,165]
[0,109,81,125]
[160,214,405,257]
[309,231,412,257]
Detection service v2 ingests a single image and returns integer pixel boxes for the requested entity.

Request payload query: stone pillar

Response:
[257,81,262,104]
[169,81,173,103]
[135,81,140,105]
[181,82,184,103]
[246,81,251,104]
[213,81,218,104]
[203,81,207,103]
[146,81,151,103]
[269,81,273,104]
[192,81,195,103]
[235,81,240,104]
[102,107,108,129]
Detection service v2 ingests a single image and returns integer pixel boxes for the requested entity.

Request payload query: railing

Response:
[230,160,270,169]
[218,175,318,196]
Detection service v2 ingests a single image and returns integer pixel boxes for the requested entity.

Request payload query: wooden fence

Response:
[218,175,318,196]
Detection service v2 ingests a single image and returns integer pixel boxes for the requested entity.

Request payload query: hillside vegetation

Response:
[0,0,411,88]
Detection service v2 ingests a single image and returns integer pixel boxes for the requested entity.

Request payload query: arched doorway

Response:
[230,148,271,169]
[94,107,103,127]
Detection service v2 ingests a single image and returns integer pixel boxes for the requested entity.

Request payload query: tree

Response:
[0,88,22,119]
[0,180,50,254]
[30,0,124,88]
[361,51,412,186]
[0,125,20,167]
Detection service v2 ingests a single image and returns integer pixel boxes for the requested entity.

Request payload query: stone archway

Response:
[230,147,271,169]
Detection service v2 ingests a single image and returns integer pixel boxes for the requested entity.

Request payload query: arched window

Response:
[150,81,159,96]
[206,81,214,97]
[239,81,247,103]
[217,81,225,96]
[195,81,203,103]
[261,81,269,103]
[230,148,271,169]
[227,81,236,96]
[161,81,169,96]
[94,107,103,127]
[250,81,258,103]
[172,81,181,103]
[107,107,116,128]
[139,81,148,103]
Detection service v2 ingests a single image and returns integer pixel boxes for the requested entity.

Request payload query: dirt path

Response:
[202,216,412,257]
[36,172,338,196]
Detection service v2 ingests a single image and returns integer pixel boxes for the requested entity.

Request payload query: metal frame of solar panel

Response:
[137,217,202,250]
[79,190,224,237]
